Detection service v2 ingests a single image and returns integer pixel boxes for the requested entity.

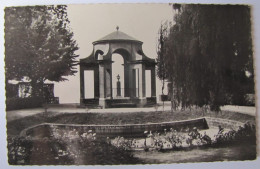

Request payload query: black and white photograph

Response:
[1,1,259,167]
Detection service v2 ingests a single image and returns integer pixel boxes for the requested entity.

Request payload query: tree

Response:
[159,4,254,111]
[5,5,79,97]
[156,22,170,111]
[157,22,170,95]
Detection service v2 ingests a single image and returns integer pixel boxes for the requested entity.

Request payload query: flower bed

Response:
[110,122,256,151]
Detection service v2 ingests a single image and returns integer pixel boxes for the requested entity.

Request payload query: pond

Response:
[8,117,256,165]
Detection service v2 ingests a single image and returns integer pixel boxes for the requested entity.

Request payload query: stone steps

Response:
[110,102,137,108]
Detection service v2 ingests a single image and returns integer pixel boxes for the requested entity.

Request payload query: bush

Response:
[214,122,256,145]
[244,94,255,106]
[7,137,32,165]
[160,95,169,101]
[8,137,74,165]
[110,123,256,151]
[6,97,44,111]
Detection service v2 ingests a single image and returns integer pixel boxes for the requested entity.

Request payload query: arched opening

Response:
[84,70,94,98]
[145,70,151,97]
[112,54,125,98]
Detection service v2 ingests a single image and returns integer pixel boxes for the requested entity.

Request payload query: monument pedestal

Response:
[99,98,107,109]
[138,97,147,107]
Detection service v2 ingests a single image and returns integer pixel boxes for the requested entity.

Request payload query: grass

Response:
[7,108,255,137]
[133,144,256,164]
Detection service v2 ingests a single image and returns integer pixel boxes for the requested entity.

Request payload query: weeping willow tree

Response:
[157,4,254,111]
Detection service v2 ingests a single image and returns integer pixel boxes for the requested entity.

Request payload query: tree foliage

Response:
[158,4,254,111]
[156,22,170,94]
[5,6,79,96]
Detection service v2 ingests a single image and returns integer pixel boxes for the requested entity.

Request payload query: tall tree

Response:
[158,4,254,111]
[5,6,79,96]
[156,22,169,95]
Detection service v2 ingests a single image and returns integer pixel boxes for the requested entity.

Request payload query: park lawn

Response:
[7,108,255,137]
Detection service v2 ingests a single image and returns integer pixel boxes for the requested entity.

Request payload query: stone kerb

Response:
[205,117,244,129]
[20,117,246,139]
[20,118,209,139]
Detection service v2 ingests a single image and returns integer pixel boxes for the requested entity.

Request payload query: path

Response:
[6,102,256,122]
[220,105,256,116]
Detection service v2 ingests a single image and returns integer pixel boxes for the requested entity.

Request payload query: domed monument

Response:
[79,27,156,108]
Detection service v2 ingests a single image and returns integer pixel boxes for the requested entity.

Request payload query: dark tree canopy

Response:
[5,5,79,96]
[157,4,254,111]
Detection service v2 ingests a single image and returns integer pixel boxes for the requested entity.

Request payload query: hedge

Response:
[6,97,44,111]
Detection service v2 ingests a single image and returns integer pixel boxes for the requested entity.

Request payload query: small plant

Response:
[109,122,256,151]
[214,123,256,145]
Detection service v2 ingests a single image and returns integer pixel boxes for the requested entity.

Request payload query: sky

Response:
[53,4,173,103]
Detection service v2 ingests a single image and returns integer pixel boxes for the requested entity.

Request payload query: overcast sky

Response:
[53,4,173,103]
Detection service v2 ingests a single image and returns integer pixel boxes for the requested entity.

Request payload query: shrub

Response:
[110,123,256,151]
[7,137,32,165]
[6,97,44,110]
[214,122,256,145]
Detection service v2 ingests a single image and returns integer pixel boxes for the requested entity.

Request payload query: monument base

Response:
[137,97,147,107]
[99,98,107,109]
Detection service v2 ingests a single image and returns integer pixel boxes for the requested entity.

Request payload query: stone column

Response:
[141,64,146,98]
[105,68,112,98]
[124,64,130,97]
[94,67,100,98]
[129,66,137,98]
[99,63,106,108]
[137,64,147,106]
[128,65,134,98]
[80,65,85,105]
[151,66,156,97]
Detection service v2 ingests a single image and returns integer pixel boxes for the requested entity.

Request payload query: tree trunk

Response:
[162,79,165,112]
[170,82,176,112]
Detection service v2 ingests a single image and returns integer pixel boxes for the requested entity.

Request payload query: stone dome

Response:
[93,30,142,44]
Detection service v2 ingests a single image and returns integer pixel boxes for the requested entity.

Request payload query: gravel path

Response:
[6,103,256,122]
[220,105,256,116]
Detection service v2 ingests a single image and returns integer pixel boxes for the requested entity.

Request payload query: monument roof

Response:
[93,29,142,44]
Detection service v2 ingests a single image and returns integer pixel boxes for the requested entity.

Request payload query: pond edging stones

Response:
[20,117,245,139]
